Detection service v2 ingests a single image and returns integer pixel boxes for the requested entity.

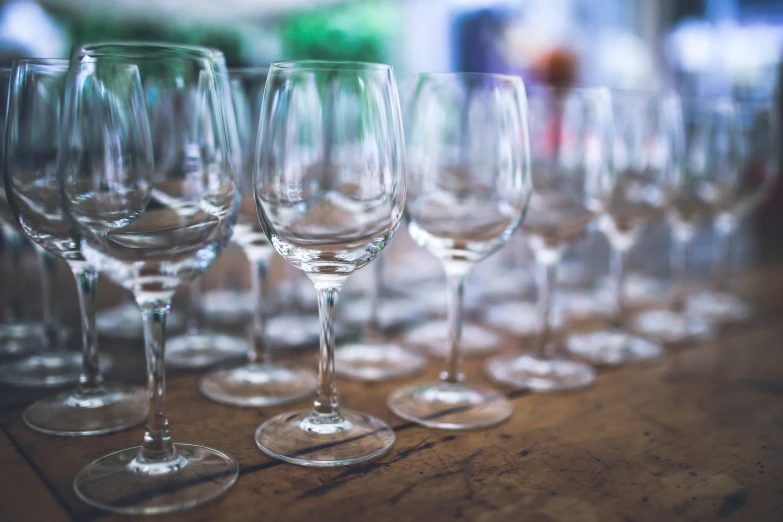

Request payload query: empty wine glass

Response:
[63,43,240,514]
[2,57,145,435]
[566,91,683,365]
[633,98,732,342]
[387,72,532,429]
[0,66,48,357]
[253,60,405,466]
[688,99,778,322]
[199,66,318,406]
[485,86,614,392]
[198,67,264,324]
[153,72,247,369]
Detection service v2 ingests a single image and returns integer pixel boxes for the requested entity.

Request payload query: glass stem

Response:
[248,257,270,365]
[70,264,103,392]
[713,219,736,293]
[312,279,344,419]
[609,245,629,327]
[440,268,468,384]
[185,278,203,335]
[2,227,23,323]
[362,254,384,342]
[671,228,694,312]
[138,297,176,463]
[37,247,61,354]
[535,256,559,359]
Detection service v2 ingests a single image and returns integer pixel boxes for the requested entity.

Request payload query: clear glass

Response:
[567,91,683,365]
[336,252,427,380]
[388,72,532,428]
[62,43,240,514]
[688,99,778,323]
[2,58,144,437]
[97,294,183,340]
[200,66,317,406]
[0,67,67,360]
[165,277,247,369]
[632,98,741,342]
[485,86,614,391]
[157,69,248,369]
[253,60,405,465]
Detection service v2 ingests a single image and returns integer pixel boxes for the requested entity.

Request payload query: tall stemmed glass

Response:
[566,92,682,365]
[199,67,318,406]
[253,61,405,466]
[152,74,247,369]
[387,72,531,429]
[632,99,728,343]
[485,86,613,392]
[689,99,778,322]
[1,66,44,356]
[64,43,240,514]
[2,58,145,436]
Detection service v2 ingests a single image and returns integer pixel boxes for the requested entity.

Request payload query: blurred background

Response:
[0,0,780,95]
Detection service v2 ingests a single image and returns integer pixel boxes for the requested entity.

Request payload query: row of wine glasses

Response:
[1,41,776,515]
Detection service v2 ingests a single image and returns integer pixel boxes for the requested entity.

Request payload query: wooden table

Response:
[1,224,782,522]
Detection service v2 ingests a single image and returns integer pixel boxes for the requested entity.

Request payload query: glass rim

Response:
[75,41,224,59]
[12,58,68,68]
[526,83,610,95]
[229,66,269,75]
[414,71,523,83]
[270,60,392,72]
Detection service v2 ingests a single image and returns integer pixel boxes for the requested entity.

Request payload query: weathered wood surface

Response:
[1,223,782,522]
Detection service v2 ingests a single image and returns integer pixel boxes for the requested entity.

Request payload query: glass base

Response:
[73,443,238,515]
[0,352,112,388]
[255,409,395,467]
[482,301,565,337]
[632,308,712,344]
[341,297,436,330]
[688,290,752,323]
[485,354,596,392]
[200,289,253,326]
[266,314,321,348]
[387,381,513,430]
[165,332,247,369]
[336,342,427,381]
[566,329,663,366]
[97,303,183,339]
[0,321,45,357]
[23,384,147,436]
[266,314,353,349]
[200,362,317,407]
[557,289,613,320]
[403,321,502,358]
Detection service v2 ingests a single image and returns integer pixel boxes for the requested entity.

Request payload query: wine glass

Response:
[2,57,146,436]
[688,99,778,322]
[566,91,683,365]
[199,66,318,406]
[387,72,532,429]
[0,66,48,357]
[63,43,240,514]
[0,67,72,365]
[632,98,732,342]
[253,60,405,466]
[198,67,263,324]
[150,73,247,369]
[485,86,614,392]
